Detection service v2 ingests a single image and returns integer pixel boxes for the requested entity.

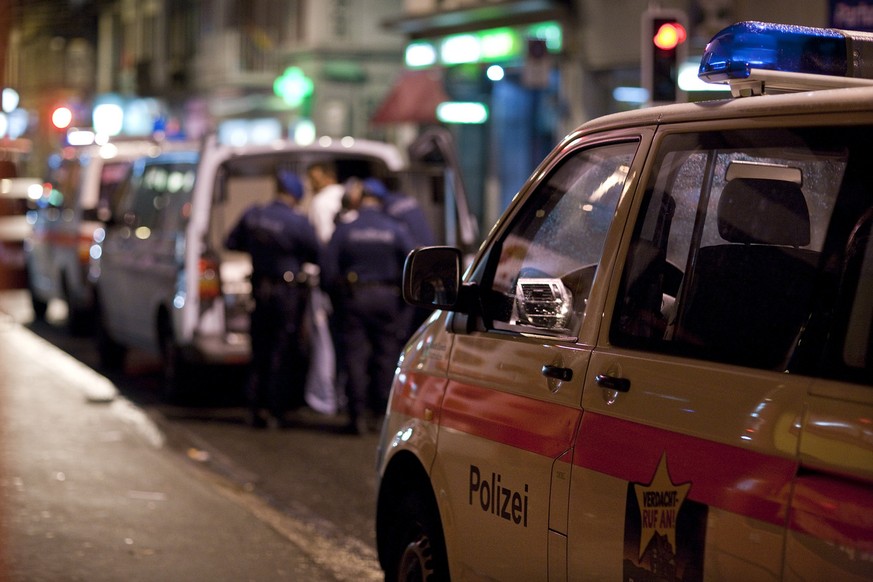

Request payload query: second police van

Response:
[376,22,873,581]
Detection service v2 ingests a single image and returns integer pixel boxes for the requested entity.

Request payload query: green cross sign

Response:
[274,67,314,108]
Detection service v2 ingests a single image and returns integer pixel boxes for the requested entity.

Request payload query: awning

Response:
[371,69,449,125]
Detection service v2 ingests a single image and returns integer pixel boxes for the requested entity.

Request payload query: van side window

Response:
[612,128,850,371]
[124,163,196,238]
[481,141,638,336]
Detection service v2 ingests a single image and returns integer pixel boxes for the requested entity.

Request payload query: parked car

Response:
[0,175,42,290]
[91,134,471,400]
[25,139,163,333]
[376,21,873,580]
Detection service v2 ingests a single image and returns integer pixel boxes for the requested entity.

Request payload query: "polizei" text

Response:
[469,465,529,527]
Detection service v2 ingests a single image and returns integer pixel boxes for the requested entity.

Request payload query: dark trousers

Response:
[247,281,309,420]
[338,286,408,422]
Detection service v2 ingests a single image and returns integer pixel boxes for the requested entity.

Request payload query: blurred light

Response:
[27,183,45,201]
[436,102,489,124]
[407,22,562,69]
[51,106,73,130]
[220,119,250,147]
[89,244,102,260]
[249,118,281,145]
[487,65,505,81]
[99,143,119,159]
[67,129,95,146]
[653,22,686,50]
[405,42,437,68]
[7,109,28,138]
[124,98,159,136]
[2,88,19,113]
[340,136,355,148]
[93,103,124,136]
[678,61,731,92]
[613,86,650,103]
[274,66,314,108]
[317,135,333,147]
[294,120,317,145]
[480,28,516,60]
[135,226,151,240]
[441,35,480,65]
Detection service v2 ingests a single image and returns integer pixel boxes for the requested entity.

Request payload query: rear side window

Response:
[121,161,196,239]
[612,126,873,384]
[477,140,639,337]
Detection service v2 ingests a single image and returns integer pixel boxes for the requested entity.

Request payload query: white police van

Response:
[376,22,873,581]
[91,134,464,399]
[26,140,162,333]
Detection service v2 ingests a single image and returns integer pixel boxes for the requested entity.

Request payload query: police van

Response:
[90,134,474,399]
[376,22,873,581]
[26,139,163,333]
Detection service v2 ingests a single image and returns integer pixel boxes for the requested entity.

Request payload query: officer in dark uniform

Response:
[322,177,416,434]
[364,177,437,335]
[366,177,436,248]
[226,170,320,428]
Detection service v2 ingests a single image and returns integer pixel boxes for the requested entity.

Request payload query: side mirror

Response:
[403,246,462,310]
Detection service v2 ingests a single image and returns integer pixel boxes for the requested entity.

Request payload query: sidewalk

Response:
[0,300,370,581]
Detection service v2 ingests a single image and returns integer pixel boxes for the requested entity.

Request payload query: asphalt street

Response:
[0,291,383,581]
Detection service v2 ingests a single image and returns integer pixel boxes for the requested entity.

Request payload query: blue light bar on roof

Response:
[698,21,873,95]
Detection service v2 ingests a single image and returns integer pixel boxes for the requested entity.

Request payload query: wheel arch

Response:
[376,449,446,576]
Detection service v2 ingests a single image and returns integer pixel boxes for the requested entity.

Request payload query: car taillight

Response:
[77,234,93,265]
[199,256,221,300]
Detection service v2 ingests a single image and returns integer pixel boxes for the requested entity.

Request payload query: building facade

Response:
[2,0,840,226]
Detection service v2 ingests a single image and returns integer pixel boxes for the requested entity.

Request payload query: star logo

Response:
[633,453,690,559]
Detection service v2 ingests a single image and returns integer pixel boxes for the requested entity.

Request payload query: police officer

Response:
[226,170,320,428]
[364,177,437,335]
[323,177,416,435]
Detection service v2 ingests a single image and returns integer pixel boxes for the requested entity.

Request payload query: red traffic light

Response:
[653,22,687,51]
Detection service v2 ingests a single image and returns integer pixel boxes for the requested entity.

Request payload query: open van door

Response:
[405,127,479,255]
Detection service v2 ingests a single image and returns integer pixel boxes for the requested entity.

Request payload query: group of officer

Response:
[226,164,433,434]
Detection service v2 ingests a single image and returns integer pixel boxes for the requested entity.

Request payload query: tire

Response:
[385,490,449,582]
[29,287,48,321]
[64,275,93,336]
[159,314,192,403]
[95,299,126,371]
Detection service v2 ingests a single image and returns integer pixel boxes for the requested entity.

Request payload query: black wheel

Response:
[29,289,48,321]
[385,490,449,582]
[95,299,126,371]
[159,314,192,403]
[64,276,93,336]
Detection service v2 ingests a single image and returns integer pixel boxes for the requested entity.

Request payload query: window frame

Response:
[468,136,644,341]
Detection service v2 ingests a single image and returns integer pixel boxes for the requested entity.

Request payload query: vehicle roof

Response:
[571,85,873,139]
[204,137,407,171]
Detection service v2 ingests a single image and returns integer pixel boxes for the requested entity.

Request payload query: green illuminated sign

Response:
[405,22,562,68]
[274,66,314,108]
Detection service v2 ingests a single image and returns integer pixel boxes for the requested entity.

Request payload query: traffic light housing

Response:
[642,9,688,104]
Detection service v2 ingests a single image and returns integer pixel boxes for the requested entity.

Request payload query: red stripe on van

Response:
[438,381,581,459]
[574,412,796,526]
[790,473,873,551]
[389,371,448,423]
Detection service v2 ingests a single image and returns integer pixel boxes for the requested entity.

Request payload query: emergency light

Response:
[698,21,873,96]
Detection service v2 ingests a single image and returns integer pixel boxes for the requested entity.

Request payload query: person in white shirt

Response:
[306,161,346,243]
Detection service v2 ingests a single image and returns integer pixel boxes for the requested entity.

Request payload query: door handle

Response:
[541,365,573,382]
[595,374,631,392]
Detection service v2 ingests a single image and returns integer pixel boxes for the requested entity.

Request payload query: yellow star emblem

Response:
[634,453,690,559]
